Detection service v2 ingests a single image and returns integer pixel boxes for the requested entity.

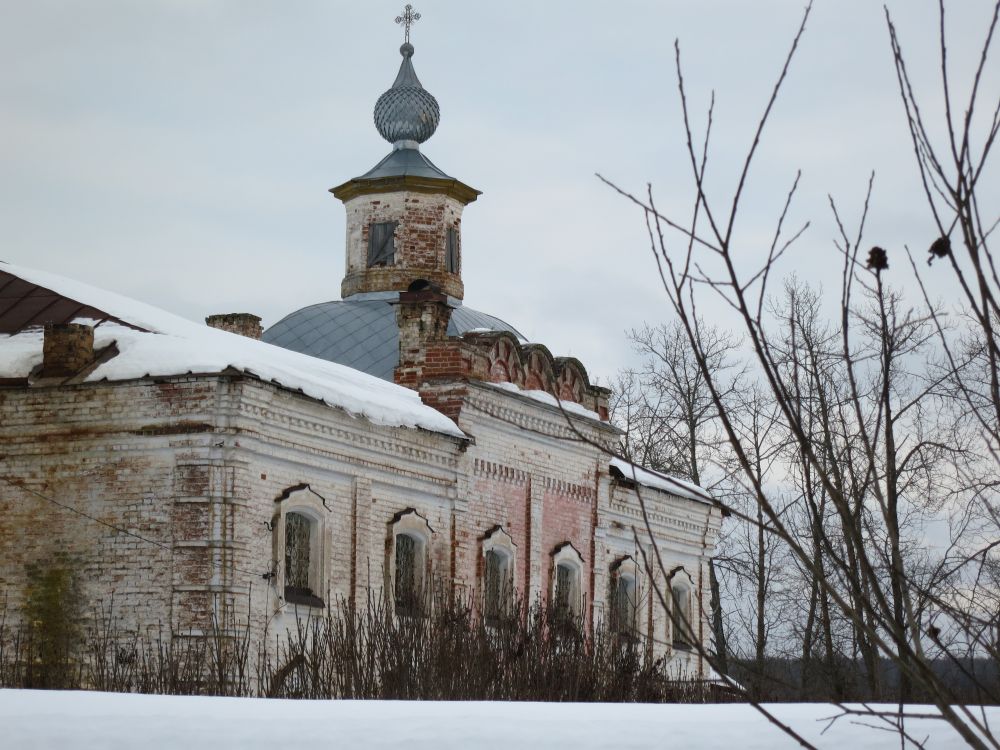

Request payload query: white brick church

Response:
[0,11,722,677]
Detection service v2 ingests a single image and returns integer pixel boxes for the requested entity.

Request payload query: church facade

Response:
[0,23,722,676]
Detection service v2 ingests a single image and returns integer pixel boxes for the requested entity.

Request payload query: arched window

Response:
[394,532,424,616]
[555,563,575,614]
[481,527,516,624]
[389,509,433,617]
[484,550,511,622]
[609,557,640,638]
[551,543,584,622]
[272,485,328,609]
[284,512,312,593]
[670,573,694,649]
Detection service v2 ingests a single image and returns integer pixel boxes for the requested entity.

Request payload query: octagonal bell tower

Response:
[331,7,480,301]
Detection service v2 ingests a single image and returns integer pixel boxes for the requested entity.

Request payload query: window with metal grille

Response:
[554,562,577,618]
[284,512,312,597]
[394,533,423,616]
[611,574,637,636]
[368,221,398,267]
[483,549,511,623]
[445,227,459,273]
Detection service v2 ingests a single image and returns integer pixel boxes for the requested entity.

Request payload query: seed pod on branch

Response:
[866,246,889,272]
[927,236,951,265]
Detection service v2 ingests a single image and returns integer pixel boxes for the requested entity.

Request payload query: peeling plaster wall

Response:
[0,373,721,672]
[0,377,229,636]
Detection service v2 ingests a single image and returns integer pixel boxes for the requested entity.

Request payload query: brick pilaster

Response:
[351,476,373,610]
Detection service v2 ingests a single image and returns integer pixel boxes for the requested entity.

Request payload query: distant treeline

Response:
[728,656,1000,705]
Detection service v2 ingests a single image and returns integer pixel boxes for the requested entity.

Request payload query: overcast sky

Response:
[2,1,997,384]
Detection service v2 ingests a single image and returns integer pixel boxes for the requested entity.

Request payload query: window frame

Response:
[481,526,516,625]
[272,486,329,610]
[550,542,584,622]
[445,226,459,273]
[609,556,641,639]
[388,509,434,618]
[367,220,398,267]
[668,567,696,650]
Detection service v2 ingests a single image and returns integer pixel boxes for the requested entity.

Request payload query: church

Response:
[0,9,721,677]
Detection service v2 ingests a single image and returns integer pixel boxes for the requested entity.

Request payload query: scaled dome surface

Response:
[373,43,440,144]
[263,296,525,381]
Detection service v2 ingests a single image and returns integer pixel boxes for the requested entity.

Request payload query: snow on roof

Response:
[609,457,713,505]
[1,689,989,750]
[487,380,603,422]
[0,262,464,439]
[702,665,745,692]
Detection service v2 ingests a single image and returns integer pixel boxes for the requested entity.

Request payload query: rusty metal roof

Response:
[0,267,138,334]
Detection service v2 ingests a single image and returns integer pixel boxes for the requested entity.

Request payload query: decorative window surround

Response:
[609,556,640,638]
[481,526,516,623]
[551,542,585,620]
[388,508,434,617]
[272,485,330,609]
[668,567,696,650]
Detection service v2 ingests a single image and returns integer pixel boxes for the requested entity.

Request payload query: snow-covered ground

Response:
[1,690,994,749]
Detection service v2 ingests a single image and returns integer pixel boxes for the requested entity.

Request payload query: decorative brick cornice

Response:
[235,403,458,480]
[463,383,617,444]
[393,296,611,422]
[472,458,529,484]
[227,379,462,486]
[607,495,721,536]
[542,475,595,502]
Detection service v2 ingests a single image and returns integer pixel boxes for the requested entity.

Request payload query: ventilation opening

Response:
[407,279,432,293]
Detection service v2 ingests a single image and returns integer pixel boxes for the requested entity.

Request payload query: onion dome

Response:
[373,43,440,145]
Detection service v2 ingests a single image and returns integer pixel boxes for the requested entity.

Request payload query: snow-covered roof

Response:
[486,380,604,422]
[609,457,713,505]
[0,261,464,439]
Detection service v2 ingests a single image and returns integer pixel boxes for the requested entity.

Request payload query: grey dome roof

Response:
[263,295,526,381]
[358,145,454,181]
[374,44,440,145]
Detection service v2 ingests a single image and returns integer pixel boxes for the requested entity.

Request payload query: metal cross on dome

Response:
[395,4,421,44]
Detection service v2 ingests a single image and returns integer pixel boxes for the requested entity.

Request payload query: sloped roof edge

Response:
[0,261,465,440]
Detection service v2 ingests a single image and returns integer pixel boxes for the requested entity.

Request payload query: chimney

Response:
[393,290,469,420]
[394,289,457,380]
[395,289,452,365]
[205,313,263,340]
[42,323,95,377]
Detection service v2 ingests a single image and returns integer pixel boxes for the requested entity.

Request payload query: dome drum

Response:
[342,266,463,300]
[339,190,467,301]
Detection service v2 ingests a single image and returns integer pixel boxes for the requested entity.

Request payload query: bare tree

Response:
[612,319,740,673]
[602,1,1000,746]
[717,381,789,700]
